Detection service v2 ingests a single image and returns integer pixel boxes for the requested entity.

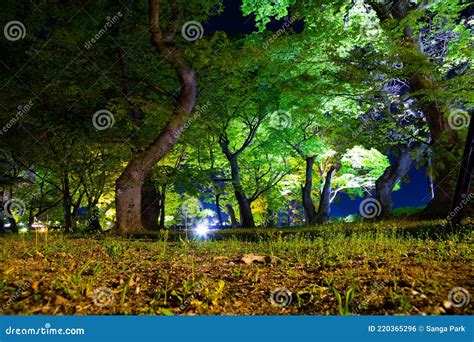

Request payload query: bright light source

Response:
[195,220,209,237]
[4,223,11,228]
[19,227,28,233]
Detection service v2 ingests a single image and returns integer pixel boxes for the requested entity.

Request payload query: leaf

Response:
[55,295,69,306]
[158,307,174,316]
[31,281,40,291]
[3,268,14,275]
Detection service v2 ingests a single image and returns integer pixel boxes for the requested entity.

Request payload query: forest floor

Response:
[0,220,472,315]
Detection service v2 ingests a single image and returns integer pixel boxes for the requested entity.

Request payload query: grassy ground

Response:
[0,220,472,315]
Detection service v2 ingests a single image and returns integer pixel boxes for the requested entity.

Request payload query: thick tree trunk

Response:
[316,166,335,224]
[225,204,238,228]
[228,155,254,228]
[141,176,161,230]
[369,0,462,218]
[302,156,317,225]
[375,145,414,218]
[87,206,102,231]
[236,191,254,228]
[408,76,461,218]
[115,0,197,233]
[220,148,255,227]
[448,115,474,224]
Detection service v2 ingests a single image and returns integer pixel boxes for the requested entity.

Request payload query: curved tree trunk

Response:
[115,0,197,233]
[316,166,335,224]
[368,0,463,218]
[302,156,317,225]
[375,145,414,218]
[408,76,461,218]
[219,147,255,227]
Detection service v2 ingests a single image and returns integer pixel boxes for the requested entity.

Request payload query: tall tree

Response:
[115,0,200,233]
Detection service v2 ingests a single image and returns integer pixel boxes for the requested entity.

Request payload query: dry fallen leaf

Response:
[55,295,69,306]
[241,254,280,265]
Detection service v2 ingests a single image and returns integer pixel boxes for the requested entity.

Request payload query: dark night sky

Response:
[202,0,430,218]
